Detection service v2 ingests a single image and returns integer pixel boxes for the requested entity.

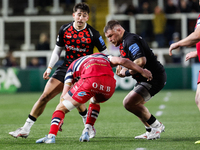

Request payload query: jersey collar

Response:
[73,21,87,31]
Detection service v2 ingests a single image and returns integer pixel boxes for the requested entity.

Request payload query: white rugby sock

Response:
[23,118,35,131]
[150,120,161,128]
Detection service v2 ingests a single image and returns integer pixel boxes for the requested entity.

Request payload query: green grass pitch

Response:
[1,90,200,150]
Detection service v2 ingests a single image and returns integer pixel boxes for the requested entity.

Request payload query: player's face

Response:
[105,28,121,47]
[73,9,89,30]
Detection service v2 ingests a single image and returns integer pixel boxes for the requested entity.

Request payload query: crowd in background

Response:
[115,0,200,64]
[1,0,200,67]
[116,0,200,47]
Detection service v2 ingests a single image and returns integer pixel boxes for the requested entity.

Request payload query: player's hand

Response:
[169,43,179,56]
[119,68,126,77]
[116,65,126,77]
[116,65,122,76]
[142,69,153,81]
[185,51,198,61]
[43,70,50,80]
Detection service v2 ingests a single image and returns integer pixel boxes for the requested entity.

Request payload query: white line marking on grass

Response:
[167,92,171,97]
[159,104,165,109]
[164,92,171,102]
[155,92,171,116]
[155,111,163,116]
[164,97,169,102]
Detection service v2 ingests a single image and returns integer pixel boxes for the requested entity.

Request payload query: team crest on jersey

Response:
[78,91,87,97]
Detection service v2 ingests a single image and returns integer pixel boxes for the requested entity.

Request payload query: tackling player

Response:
[104,20,167,140]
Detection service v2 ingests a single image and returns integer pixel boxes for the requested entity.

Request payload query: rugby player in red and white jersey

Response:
[35,53,152,143]
[9,2,108,139]
[169,0,200,144]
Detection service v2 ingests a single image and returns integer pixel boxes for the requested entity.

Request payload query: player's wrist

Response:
[46,67,52,74]
[125,70,131,76]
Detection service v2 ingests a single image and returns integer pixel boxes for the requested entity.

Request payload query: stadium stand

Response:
[0,0,199,68]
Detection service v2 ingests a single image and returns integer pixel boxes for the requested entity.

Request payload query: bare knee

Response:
[195,93,200,106]
[123,98,139,113]
[123,98,132,110]
[123,97,148,117]
[38,92,52,103]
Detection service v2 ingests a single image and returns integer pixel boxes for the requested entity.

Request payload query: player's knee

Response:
[39,93,52,103]
[195,93,200,106]
[123,98,142,114]
[123,98,134,111]
[62,99,76,111]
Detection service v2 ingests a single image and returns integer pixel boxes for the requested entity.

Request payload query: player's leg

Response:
[123,82,165,140]
[195,73,200,111]
[9,78,63,138]
[80,76,116,141]
[36,93,81,144]
[30,78,63,117]
[80,102,99,142]
[194,74,200,144]
[77,104,88,125]
[83,98,100,138]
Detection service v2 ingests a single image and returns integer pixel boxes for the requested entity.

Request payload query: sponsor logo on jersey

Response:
[78,91,87,97]
[99,36,105,46]
[65,45,87,52]
[129,43,140,55]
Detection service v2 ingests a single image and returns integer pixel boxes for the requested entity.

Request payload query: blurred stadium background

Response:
[0,0,200,93]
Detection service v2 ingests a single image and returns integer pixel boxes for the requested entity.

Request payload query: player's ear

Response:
[86,15,89,21]
[117,27,122,32]
[72,13,75,19]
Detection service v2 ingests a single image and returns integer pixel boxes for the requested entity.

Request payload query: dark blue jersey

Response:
[56,22,106,66]
[119,31,165,82]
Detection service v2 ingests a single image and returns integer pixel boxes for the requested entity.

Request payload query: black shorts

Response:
[149,71,167,96]
[134,71,167,98]
[52,64,69,83]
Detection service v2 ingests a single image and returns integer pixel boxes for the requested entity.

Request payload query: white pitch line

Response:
[164,97,169,102]
[159,104,166,109]
[155,111,163,116]
[155,92,171,116]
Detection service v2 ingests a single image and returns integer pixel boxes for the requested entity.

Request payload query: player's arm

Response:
[43,45,63,80]
[115,57,146,77]
[185,51,198,61]
[109,56,152,81]
[169,25,200,56]
[61,69,74,97]
[101,48,109,55]
[61,82,73,98]
[130,57,146,74]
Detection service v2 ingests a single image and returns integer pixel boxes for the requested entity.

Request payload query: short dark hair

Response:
[104,20,121,33]
[73,2,90,14]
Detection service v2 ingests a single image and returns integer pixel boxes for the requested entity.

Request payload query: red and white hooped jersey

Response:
[64,53,114,85]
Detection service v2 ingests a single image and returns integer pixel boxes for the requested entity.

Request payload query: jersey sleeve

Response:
[64,67,73,86]
[64,60,76,86]
[196,15,200,28]
[56,25,65,47]
[93,31,107,52]
[126,38,145,60]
